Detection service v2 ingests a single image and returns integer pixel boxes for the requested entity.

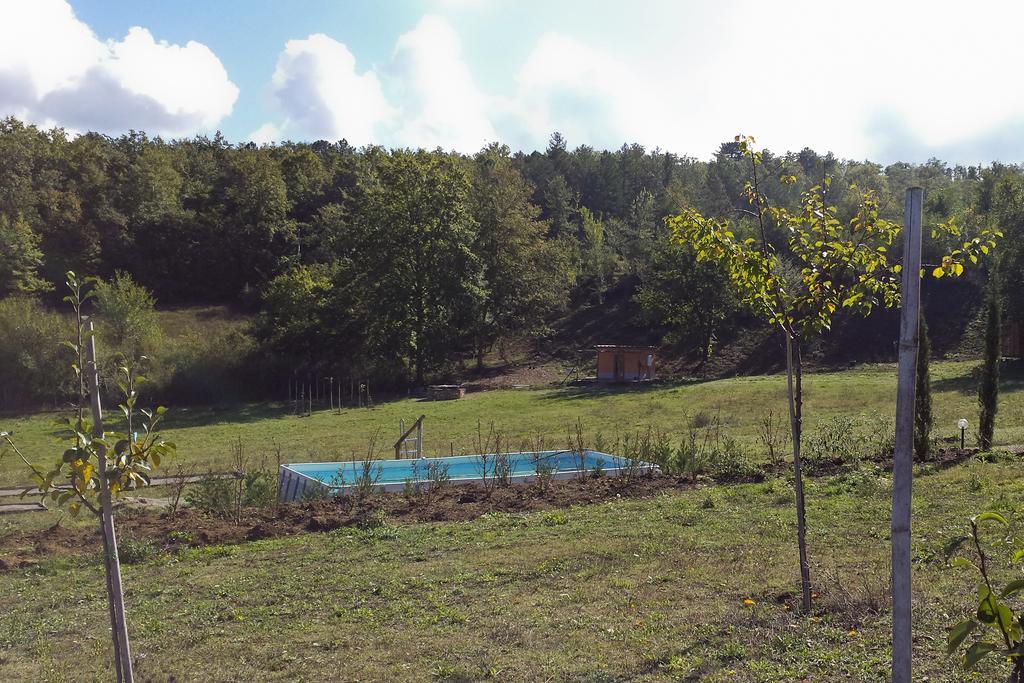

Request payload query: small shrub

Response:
[708,435,759,480]
[532,455,555,493]
[242,471,277,507]
[118,538,161,565]
[542,511,568,526]
[492,451,512,487]
[946,512,1023,679]
[422,460,450,503]
[186,477,237,518]
[186,471,277,520]
[0,296,72,410]
[758,410,790,467]
[863,411,895,461]
[805,415,863,471]
[567,419,589,479]
[689,411,713,429]
[168,530,193,544]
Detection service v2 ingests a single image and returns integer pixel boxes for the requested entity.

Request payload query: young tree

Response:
[670,135,1000,612]
[978,280,1001,450]
[578,207,617,305]
[350,150,481,384]
[636,240,739,364]
[93,271,161,357]
[468,143,570,368]
[0,214,48,296]
[914,312,933,460]
[1,272,174,681]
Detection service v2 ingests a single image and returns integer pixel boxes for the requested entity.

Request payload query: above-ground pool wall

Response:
[277,452,661,503]
[278,466,328,503]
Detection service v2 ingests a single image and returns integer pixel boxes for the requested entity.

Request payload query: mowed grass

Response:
[2,458,1024,680]
[1,360,1022,488]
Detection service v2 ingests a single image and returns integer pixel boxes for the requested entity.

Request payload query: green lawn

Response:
[2,360,1022,488]
[1,457,1022,681]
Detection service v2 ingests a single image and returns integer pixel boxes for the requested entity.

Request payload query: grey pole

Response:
[86,322,135,682]
[892,187,923,683]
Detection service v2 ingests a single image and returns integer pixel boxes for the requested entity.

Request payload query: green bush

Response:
[118,538,161,565]
[185,471,278,520]
[707,435,759,480]
[186,478,237,518]
[0,296,72,410]
[93,271,162,357]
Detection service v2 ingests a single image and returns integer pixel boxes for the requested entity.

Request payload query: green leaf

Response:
[975,512,1009,526]
[963,642,999,668]
[1001,579,1024,598]
[948,619,979,654]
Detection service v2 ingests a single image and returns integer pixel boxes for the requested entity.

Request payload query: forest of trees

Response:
[1,116,1022,408]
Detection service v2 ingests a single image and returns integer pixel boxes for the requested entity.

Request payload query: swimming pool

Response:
[277,450,657,502]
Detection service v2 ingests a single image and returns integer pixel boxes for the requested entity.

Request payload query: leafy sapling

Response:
[670,134,1001,612]
[946,512,1024,681]
[0,271,175,683]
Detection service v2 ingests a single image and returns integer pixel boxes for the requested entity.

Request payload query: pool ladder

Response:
[395,415,425,459]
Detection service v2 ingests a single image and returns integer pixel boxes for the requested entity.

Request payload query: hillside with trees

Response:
[1,116,1022,410]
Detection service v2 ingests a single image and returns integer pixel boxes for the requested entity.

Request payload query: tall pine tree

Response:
[978,280,1001,450]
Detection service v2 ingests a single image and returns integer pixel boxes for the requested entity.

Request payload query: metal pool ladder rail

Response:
[395,415,425,459]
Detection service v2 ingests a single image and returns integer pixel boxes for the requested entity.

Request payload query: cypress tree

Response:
[914,312,933,460]
[978,283,1001,451]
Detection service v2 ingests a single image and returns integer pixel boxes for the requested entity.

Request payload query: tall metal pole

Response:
[86,322,135,682]
[892,187,923,683]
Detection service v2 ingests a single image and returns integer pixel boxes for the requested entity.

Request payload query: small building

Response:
[1005,322,1023,359]
[595,345,657,382]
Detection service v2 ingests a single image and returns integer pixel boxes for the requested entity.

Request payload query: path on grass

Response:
[0,472,236,499]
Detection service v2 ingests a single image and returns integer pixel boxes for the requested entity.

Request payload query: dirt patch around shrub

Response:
[0,474,698,570]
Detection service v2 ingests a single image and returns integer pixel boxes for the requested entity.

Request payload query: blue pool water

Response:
[291,450,626,486]
[278,450,656,501]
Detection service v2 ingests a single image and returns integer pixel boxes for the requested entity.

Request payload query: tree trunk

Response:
[785,333,812,613]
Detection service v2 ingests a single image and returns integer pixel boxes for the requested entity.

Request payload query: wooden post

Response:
[892,187,923,683]
[86,323,134,682]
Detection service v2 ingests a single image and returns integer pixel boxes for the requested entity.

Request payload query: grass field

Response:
[2,360,1022,488]
[1,456,1023,681]
[1,361,1023,680]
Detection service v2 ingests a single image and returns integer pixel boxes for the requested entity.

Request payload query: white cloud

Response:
[248,122,282,145]
[268,33,394,144]
[253,1,1024,162]
[512,33,671,151]
[260,16,496,151]
[389,15,497,150]
[0,0,238,136]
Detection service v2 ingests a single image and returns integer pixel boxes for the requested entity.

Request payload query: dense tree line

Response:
[1,116,1022,403]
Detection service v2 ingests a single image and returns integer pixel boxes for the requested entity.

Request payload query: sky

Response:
[2,0,1023,164]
